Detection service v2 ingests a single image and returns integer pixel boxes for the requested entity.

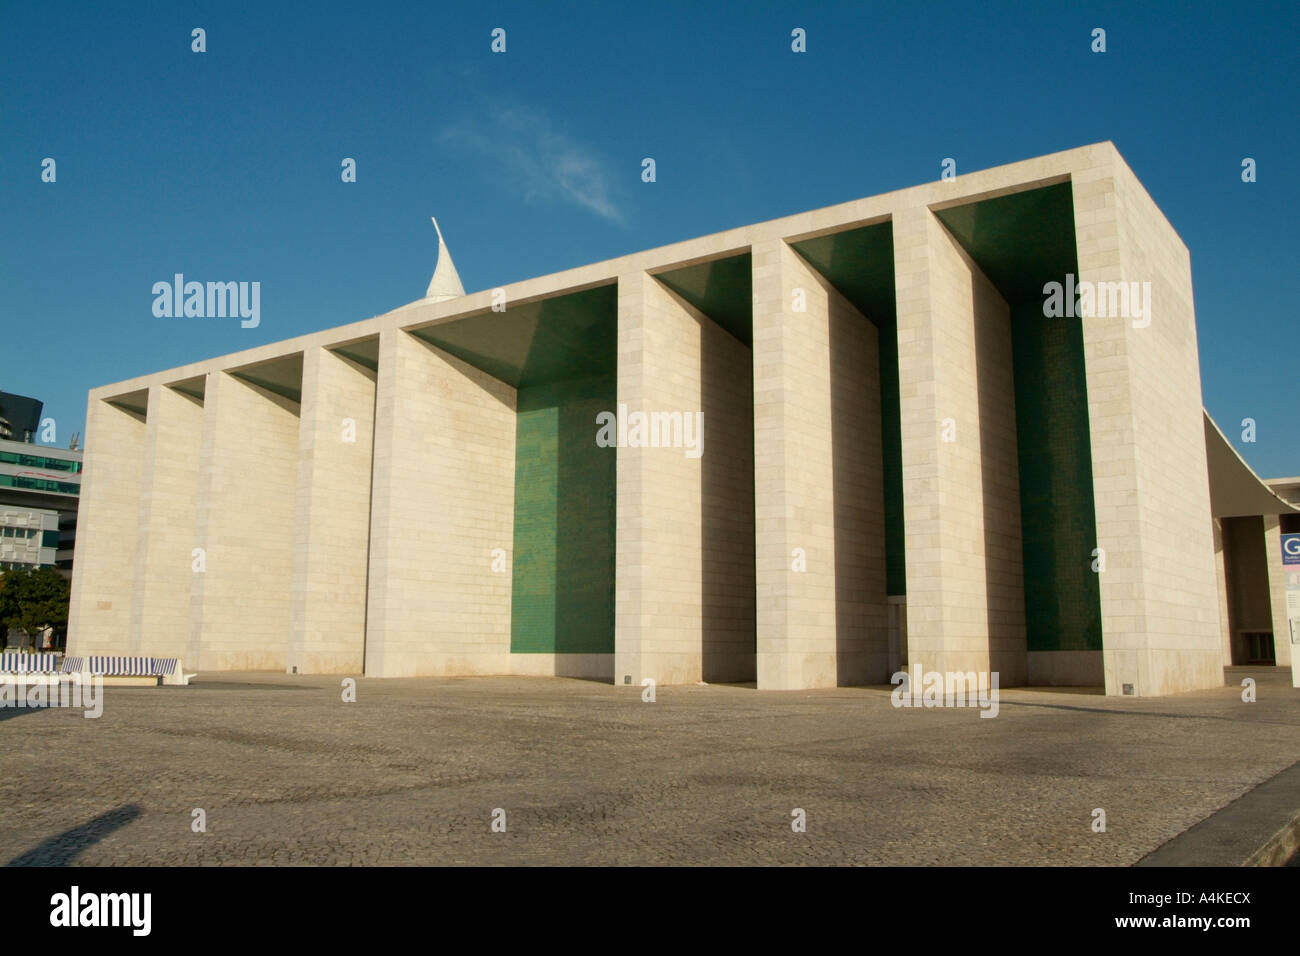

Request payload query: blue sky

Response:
[2,0,1296,476]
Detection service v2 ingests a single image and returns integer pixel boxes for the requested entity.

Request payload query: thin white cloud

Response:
[441,107,626,225]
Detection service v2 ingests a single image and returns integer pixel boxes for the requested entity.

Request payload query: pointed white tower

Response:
[425,216,466,302]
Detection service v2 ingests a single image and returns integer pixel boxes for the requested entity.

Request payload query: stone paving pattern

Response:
[1,666,1297,866]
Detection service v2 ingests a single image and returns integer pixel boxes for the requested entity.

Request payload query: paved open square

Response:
[2,666,1298,866]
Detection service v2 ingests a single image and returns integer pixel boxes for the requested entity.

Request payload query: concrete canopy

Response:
[1204,411,1300,517]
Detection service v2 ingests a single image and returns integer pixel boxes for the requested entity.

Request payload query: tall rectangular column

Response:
[188,370,300,670]
[613,270,755,687]
[364,329,516,676]
[1212,517,1232,666]
[893,208,1027,684]
[128,383,203,658]
[67,396,147,656]
[288,346,376,674]
[1073,155,1223,695]
[751,240,888,690]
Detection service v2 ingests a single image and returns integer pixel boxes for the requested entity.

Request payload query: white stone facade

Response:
[67,143,1233,696]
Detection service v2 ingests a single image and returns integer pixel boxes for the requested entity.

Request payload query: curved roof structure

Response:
[1203,410,1300,517]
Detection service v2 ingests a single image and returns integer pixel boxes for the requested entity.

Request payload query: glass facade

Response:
[0,450,82,473]
[0,474,81,494]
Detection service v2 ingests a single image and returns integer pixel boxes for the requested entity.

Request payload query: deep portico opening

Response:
[413,285,618,662]
[934,179,1104,686]
[790,220,903,679]
[653,252,757,682]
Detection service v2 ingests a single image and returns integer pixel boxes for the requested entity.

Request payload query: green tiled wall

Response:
[510,374,616,653]
[1011,302,1103,652]
[878,319,905,596]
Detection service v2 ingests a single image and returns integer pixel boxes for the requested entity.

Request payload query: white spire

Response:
[425,216,465,302]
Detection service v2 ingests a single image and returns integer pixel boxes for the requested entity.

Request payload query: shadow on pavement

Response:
[5,804,142,866]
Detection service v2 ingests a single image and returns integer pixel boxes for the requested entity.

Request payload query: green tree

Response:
[0,567,71,650]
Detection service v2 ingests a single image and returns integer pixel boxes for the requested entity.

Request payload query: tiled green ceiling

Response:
[332,337,379,372]
[654,253,753,346]
[169,375,206,402]
[936,181,1101,655]
[107,389,149,418]
[790,222,896,326]
[933,181,1078,302]
[230,352,304,404]
[412,285,616,388]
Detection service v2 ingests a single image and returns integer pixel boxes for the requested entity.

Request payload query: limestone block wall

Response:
[187,370,300,670]
[288,346,376,674]
[894,208,1027,684]
[66,398,147,656]
[1074,154,1223,695]
[364,329,515,676]
[128,384,203,658]
[613,270,755,687]
[751,239,887,690]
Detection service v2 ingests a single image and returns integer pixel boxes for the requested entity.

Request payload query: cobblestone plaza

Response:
[2,668,1297,866]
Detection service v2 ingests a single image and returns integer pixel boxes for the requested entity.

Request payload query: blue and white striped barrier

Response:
[54,655,193,685]
[86,656,154,677]
[0,652,60,674]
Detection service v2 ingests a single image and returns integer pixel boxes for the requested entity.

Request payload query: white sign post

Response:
[1286,568,1300,689]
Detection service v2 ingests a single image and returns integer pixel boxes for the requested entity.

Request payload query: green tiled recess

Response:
[412,285,619,655]
[936,182,1103,652]
[510,375,616,654]
[1010,302,1102,651]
